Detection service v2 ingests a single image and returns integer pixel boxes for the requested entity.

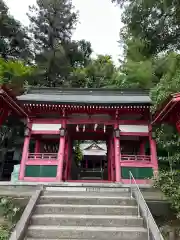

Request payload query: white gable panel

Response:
[32,123,61,132]
[119,125,149,133]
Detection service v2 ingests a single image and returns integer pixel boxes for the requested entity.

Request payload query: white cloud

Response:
[5,0,123,64]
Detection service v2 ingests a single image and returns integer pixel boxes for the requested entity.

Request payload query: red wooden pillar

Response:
[110,137,115,182]
[56,120,66,181]
[139,140,146,155]
[107,139,110,181]
[149,135,158,173]
[114,124,121,182]
[68,138,73,180]
[64,137,69,181]
[35,139,40,153]
[19,129,31,180]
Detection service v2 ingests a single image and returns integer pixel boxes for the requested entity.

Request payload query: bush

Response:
[154,170,180,218]
[0,197,24,240]
[0,225,10,240]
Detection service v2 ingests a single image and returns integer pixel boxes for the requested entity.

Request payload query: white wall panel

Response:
[32,123,61,132]
[119,125,149,133]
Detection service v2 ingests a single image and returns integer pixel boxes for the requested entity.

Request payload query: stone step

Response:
[43,190,131,197]
[44,186,130,193]
[25,238,113,240]
[25,238,124,240]
[79,177,102,180]
[39,195,135,205]
[27,225,148,240]
[24,238,118,240]
[31,214,143,227]
[79,171,102,176]
[35,204,138,215]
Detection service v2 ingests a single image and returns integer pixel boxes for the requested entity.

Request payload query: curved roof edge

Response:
[152,93,180,124]
[0,85,28,118]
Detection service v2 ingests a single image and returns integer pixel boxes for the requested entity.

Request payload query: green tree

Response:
[151,52,180,109]
[0,58,33,94]
[86,55,116,88]
[112,0,180,90]
[27,0,92,87]
[68,67,88,88]
[0,58,33,146]
[68,55,118,88]
[113,38,157,89]
[112,0,180,224]
[0,0,32,61]
[28,0,78,86]
[113,0,180,55]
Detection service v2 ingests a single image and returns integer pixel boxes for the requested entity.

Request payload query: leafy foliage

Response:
[0,0,32,61]
[113,0,180,55]
[151,52,180,109]
[154,171,180,219]
[69,55,118,88]
[27,0,92,87]
[0,116,25,148]
[85,55,116,88]
[74,141,83,164]
[113,0,180,224]
[0,197,23,224]
[155,124,180,154]
[0,58,33,94]
[155,124,180,172]
[0,197,24,240]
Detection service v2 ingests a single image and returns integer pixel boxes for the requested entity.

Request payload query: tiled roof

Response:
[17,88,151,105]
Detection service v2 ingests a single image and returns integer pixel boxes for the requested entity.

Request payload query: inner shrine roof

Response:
[80,142,107,156]
[17,87,151,105]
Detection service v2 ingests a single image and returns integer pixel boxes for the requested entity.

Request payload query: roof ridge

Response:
[26,87,150,96]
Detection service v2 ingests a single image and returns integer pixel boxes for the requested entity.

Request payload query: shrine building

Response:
[153,93,180,133]
[0,86,158,183]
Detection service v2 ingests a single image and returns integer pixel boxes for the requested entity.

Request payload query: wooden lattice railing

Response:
[28,153,58,160]
[121,155,151,162]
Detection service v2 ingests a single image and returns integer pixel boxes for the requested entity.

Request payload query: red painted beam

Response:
[31,130,60,135]
[120,162,153,167]
[26,160,58,166]
[120,132,149,136]
[24,105,150,117]
[0,88,28,117]
[23,177,57,182]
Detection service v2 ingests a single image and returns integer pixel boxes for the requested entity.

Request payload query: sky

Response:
[5,0,123,65]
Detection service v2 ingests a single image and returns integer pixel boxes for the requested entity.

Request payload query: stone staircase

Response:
[24,186,150,240]
[78,168,104,180]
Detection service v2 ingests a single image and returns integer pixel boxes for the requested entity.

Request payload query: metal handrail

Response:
[129,171,164,240]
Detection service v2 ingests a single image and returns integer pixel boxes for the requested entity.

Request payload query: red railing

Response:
[28,153,58,160]
[121,155,151,162]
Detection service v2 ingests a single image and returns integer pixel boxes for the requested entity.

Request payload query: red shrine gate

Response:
[0,86,27,126]
[0,87,159,183]
[153,93,180,133]
[15,88,158,184]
